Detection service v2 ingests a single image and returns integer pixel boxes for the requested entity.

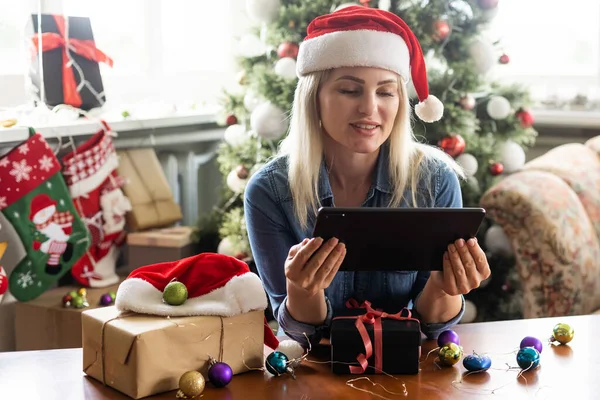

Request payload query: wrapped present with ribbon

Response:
[26,14,113,110]
[330,299,422,375]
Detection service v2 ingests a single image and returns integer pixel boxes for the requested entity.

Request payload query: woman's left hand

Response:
[429,238,491,296]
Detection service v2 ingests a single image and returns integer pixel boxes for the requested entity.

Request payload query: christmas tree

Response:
[193,0,538,323]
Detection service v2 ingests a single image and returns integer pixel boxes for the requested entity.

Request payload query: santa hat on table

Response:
[115,252,304,360]
[296,6,443,123]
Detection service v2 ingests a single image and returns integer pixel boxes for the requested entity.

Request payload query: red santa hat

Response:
[296,6,443,123]
[29,194,57,220]
[115,253,304,359]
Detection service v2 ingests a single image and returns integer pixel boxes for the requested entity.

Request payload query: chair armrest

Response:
[480,170,600,318]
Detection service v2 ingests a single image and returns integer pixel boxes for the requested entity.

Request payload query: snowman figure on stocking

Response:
[29,194,75,275]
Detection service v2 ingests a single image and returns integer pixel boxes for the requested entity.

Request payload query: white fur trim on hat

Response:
[296,29,410,79]
[414,94,444,123]
[115,272,268,317]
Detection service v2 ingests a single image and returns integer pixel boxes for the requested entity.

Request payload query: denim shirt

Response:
[244,146,465,347]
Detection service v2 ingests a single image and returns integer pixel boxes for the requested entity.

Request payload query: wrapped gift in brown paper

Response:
[15,280,122,351]
[117,148,182,232]
[82,307,265,399]
[126,226,196,270]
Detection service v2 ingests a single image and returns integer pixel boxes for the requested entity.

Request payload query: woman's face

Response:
[317,66,401,154]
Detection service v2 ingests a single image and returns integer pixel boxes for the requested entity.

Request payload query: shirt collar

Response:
[317,143,393,203]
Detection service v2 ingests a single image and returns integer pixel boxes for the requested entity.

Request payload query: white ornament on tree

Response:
[334,3,360,12]
[456,153,479,177]
[486,96,511,120]
[217,236,237,257]
[468,38,496,74]
[224,124,249,147]
[238,34,266,58]
[226,169,248,193]
[274,57,298,80]
[250,102,287,140]
[246,0,281,24]
[499,140,526,173]
[377,0,392,11]
[461,300,477,323]
[484,225,513,256]
[243,91,261,112]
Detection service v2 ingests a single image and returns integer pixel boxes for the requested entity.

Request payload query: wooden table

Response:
[1,314,597,399]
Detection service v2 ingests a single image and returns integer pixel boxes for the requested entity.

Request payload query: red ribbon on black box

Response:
[331,299,422,375]
[29,14,113,110]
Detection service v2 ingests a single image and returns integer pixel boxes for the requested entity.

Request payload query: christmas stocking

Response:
[0,241,8,303]
[62,125,131,288]
[0,129,91,302]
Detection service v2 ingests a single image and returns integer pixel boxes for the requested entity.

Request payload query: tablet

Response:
[311,207,486,272]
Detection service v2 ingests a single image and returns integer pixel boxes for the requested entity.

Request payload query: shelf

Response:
[533,109,600,129]
[0,111,219,145]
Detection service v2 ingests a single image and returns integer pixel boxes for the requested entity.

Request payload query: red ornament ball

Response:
[489,162,504,176]
[516,109,535,128]
[433,20,451,42]
[277,42,299,59]
[236,165,249,180]
[499,54,510,64]
[438,134,466,158]
[478,0,499,10]
[459,95,476,111]
[225,114,237,126]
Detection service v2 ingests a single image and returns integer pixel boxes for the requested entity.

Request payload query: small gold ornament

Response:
[288,20,295,28]
[552,323,574,344]
[176,371,205,399]
[77,288,87,297]
[438,342,463,366]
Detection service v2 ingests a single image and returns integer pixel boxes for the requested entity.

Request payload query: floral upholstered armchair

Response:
[480,136,600,318]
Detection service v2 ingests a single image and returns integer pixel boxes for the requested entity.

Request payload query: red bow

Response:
[333,299,420,374]
[30,15,113,108]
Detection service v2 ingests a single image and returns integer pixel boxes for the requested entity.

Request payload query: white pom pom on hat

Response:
[296,6,443,123]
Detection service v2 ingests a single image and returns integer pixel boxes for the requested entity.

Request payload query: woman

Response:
[244,6,490,347]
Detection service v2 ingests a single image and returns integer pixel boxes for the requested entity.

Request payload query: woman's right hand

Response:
[285,237,346,297]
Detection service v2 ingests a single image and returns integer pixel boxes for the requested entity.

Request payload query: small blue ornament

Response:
[265,351,290,376]
[463,353,492,372]
[516,347,540,370]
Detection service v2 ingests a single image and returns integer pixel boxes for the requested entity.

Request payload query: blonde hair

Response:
[278,70,465,231]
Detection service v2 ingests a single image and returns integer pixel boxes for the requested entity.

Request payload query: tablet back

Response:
[312,207,486,271]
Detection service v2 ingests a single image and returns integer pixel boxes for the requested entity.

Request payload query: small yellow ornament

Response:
[77,288,87,298]
[552,323,574,344]
[176,371,205,399]
[438,342,463,367]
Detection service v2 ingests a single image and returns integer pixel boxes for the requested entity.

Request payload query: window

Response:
[490,0,600,102]
[0,0,246,109]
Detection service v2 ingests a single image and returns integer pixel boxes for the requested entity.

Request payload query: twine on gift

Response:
[83,311,136,385]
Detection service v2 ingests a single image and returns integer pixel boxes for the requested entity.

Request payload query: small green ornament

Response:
[109,291,116,301]
[163,281,188,306]
[72,296,88,309]
[69,290,78,299]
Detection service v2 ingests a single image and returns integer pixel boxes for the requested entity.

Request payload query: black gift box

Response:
[330,308,422,375]
[26,14,108,110]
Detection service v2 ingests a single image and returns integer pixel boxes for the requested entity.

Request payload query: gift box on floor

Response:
[26,14,113,110]
[126,226,195,270]
[82,307,265,399]
[330,301,422,375]
[15,280,122,351]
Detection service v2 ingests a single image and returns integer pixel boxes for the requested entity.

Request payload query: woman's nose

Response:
[357,93,377,116]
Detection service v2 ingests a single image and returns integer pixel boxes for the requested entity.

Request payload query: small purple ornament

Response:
[520,336,543,353]
[100,293,113,306]
[207,358,233,388]
[437,329,460,348]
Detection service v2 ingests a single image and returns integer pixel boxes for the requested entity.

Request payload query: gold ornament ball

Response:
[439,342,463,366]
[552,323,575,344]
[177,371,205,398]
[77,288,87,298]
[163,281,188,306]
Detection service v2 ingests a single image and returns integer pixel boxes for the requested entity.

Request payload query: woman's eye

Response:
[339,89,359,95]
[378,92,394,97]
